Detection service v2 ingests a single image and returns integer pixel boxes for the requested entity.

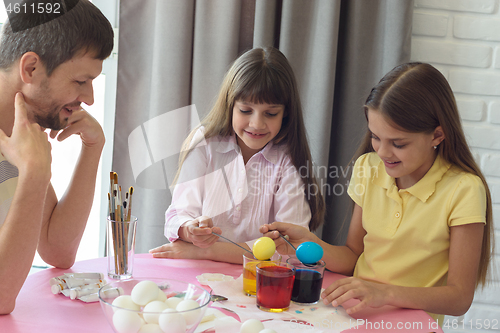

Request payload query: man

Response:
[0,0,113,314]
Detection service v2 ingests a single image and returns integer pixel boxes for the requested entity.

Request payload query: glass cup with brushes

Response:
[107,172,136,280]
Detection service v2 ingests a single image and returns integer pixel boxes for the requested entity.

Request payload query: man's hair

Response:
[0,0,113,75]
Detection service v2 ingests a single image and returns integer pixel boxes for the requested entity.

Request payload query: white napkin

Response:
[206,274,363,333]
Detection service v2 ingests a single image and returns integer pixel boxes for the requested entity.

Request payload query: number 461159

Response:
[5,2,61,14]
[443,318,498,330]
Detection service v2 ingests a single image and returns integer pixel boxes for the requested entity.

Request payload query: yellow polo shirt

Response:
[347,152,486,322]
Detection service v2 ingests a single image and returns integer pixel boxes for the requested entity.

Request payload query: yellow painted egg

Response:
[252,237,276,260]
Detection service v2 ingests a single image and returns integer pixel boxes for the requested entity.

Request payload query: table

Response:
[0,254,443,333]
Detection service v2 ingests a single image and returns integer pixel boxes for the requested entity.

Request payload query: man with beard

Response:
[0,0,113,314]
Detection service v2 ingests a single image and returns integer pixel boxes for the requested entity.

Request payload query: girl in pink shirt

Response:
[150,47,325,263]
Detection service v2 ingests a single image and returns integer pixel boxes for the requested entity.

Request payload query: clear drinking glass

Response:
[106,216,137,280]
[242,251,281,296]
[256,262,295,312]
[287,257,326,304]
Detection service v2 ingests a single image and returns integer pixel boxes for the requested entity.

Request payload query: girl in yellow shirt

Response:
[261,62,493,323]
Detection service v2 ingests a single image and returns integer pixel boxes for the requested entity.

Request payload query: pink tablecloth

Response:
[0,254,443,333]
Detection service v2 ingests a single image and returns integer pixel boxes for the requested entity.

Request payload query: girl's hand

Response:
[322,277,389,314]
[179,216,222,248]
[149,240,206,260]
[259,222,315,255]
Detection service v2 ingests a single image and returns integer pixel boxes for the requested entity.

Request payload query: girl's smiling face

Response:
[367,108,444,189]
[232,100,284,162]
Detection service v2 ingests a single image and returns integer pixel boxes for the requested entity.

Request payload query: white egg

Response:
[138,323,163,333]
[158,308,186,333]
[156,290,167,302]
[112,295,141,312]
[259,329,277,333]
[164,296,182,309]
[131,281,161,306]
[112,309,143,333]
[176,299,201,326]
[240,319,265,333]
[143,301,169,324]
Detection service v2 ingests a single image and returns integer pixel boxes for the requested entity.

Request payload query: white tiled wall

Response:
[411,0,500,332]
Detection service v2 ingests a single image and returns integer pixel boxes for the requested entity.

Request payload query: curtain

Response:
[112,0,413,254]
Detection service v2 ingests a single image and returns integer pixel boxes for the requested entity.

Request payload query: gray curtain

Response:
[112,0,413,254]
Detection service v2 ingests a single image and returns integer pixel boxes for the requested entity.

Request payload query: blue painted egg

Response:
[296,242,323,265]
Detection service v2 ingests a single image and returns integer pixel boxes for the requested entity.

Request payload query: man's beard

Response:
[33,107,65,130]
[31,78,67,130]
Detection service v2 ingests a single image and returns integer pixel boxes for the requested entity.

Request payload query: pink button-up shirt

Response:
[165,128,311,248]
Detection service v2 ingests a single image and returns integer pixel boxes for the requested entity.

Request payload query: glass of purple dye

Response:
[286,257,326,304]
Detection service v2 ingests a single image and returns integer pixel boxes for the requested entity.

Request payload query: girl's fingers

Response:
[260,222,283,233]
[197,216,213,228]
[149,243,179,258]
[193,237,218,248]
[323,278,388,313]
[150,251,168,258]
[268,221,287,231]
[344,301,368,315]
[322,278,358,305]
[259,224,269,234]
[189,229,219,247]
[149,249,168,258]
[321,277,352,299]
[149,244,167,253]
[211,226,222,235]
[260,229,277,239]
[189,225,212,235]
[331,288,359,307]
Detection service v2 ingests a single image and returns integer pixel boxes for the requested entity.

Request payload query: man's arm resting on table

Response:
[0,172,50,314]
[0,92,53,314]
[37,142,103,269]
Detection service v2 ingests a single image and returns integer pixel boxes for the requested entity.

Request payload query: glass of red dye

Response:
[256,262,295,312]
[287,257,326,304]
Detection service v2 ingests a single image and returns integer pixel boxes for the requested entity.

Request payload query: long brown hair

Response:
[175,47,325,231]
[356,62,493,287]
